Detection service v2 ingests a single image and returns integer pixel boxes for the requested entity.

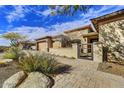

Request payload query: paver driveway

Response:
[53,57,124,88]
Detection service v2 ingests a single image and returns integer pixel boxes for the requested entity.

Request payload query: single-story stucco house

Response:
[36,9,124,63]
[36,25,98,51]
[36,36,52,52]
[52,35,72,48]
[21,40,36,50]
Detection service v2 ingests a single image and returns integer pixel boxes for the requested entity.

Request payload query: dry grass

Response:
[19,53,72,76]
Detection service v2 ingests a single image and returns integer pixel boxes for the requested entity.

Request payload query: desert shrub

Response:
[19,53,71,76]
[4,47,24,61]
[0,46,9,52]
[0,62,8,67]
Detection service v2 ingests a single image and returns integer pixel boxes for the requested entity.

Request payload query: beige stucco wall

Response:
[65,29,90,44]
[66,29,89,39]
[49,48,75,58]
[49,43,78,58]
[53,41,61,48]
[99,19,124,63]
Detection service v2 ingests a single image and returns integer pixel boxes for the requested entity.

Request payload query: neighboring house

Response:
[36,35,71,51]
[64,25,98,44]
[52,35,71,48]
[36,36,52,52]
[91,9,124,62]
[52,35,62,48]
[36,9,124,62]
[36,25,98,52]
[64,25,98,54]
[21,40,36,50]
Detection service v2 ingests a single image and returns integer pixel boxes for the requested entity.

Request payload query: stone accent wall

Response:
[99,19,124,63]
[93,42,103,63]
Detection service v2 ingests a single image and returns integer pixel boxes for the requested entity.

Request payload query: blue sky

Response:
[0,5,124,46]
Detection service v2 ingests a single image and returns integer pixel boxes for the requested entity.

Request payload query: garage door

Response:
[38,42,47,51]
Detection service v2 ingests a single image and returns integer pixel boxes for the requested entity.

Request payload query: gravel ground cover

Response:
[0,62,20,87]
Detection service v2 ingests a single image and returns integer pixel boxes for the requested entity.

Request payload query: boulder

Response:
[3,71,27,88]
[1,59,13,63]
[18,72,53,88]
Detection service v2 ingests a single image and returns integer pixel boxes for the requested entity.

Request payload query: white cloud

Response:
[81,5,124,19]
[1,18,89,45]
[38,9,52,16]
[6,6,31,23]
[49,19,89,33]
[5,26,61,41]
[39,8,57,16]
[0,35,10,46]
[6,6,53,23]
[0,26,47,46]
[2,5,123,46]
[0,6,5,8]
[8,26,47,40]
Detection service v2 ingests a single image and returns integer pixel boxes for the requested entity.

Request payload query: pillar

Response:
[93,42,103,63]
[72,43,79,59]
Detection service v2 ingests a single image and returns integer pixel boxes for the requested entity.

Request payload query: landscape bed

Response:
[0,62,21,87]
[98,62,124,77]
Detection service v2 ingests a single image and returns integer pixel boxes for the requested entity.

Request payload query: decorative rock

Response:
[18,72,52,88]
[3,71,27,88]
[1,59,13,63]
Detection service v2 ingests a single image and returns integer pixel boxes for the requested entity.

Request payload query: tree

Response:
[50,5,92,16]
[1,32,27,47]
[1,32,27,61]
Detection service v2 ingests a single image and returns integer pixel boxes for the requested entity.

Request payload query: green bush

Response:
[19,53,71,76]
[4,47,23,61]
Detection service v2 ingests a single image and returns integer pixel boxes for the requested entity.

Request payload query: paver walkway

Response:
[53,57,124,88]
